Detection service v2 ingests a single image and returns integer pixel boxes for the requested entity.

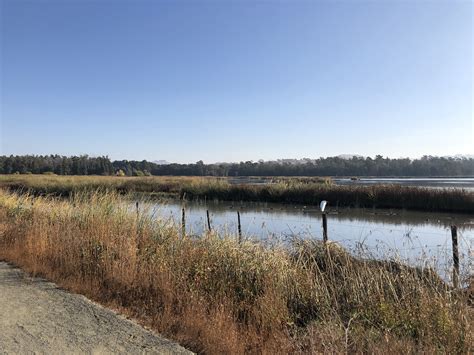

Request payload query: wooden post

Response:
[206,210,212,232]
[181,208,186,237]
[237,211,242,243]
[135,201,141,249]
[322,213,328,243]
[451,225,459,289]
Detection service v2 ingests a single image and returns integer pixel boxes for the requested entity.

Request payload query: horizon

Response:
[1,152,473,165]
[1,0,473,162]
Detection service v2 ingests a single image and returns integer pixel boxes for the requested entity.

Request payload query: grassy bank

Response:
[0,174,195,195]
[0,174,473,213]
[0,189,471,353]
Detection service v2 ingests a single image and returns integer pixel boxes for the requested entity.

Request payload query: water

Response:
[333,177,474,190]
[227,177,474,190]
[148,199,473,282]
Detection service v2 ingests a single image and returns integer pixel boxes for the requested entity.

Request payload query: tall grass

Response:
[0,174,195,195]
[0,189,471,353]
[1,174,473,213]
[180,180,474,213]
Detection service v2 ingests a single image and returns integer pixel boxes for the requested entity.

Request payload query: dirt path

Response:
[0,262,191,354]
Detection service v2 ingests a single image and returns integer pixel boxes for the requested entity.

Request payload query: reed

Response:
[0,189,471,353]
[3,174,472,213]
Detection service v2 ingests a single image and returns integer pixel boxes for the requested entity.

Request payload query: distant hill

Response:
[152,160,170,165]
[444,154,474,159]
[336,154,365,160]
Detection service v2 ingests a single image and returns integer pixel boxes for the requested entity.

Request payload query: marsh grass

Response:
[0,189,471,353]
[1,174,473,213]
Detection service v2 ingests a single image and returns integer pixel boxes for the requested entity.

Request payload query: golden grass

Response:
[1,174,473,213]
[0,189,471,353]
[0,174,198,194]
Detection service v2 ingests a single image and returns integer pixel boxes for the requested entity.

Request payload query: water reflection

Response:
[148,199,473,282]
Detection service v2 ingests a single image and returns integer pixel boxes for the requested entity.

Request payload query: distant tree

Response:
[0,155,473,177]
[132,169,144,177]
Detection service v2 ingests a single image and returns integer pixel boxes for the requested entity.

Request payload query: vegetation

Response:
[1,174,473,213]
[0,189,471,353]
[1,154,473,177]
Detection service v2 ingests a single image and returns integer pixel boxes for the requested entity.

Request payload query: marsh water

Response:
[332,177,474,190]
[227,176,474,190]
[149,199,473,281]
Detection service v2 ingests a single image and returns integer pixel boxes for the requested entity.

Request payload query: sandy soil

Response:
[0,262,192,354]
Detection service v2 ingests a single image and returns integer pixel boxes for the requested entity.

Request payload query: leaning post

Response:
[206,210,212,232]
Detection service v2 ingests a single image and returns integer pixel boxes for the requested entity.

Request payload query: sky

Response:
[1,0,472,163]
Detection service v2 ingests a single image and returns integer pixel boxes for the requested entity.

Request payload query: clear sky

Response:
[1,0,472,163]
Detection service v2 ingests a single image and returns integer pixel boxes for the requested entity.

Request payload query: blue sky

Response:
[1,0,472,163]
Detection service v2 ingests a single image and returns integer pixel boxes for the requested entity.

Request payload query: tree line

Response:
[0,155,473,177]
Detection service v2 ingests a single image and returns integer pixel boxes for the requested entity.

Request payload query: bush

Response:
[115,169,126,177]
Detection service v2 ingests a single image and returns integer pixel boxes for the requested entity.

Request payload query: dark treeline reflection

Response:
[172,199,474,230]
[0,155,473,177]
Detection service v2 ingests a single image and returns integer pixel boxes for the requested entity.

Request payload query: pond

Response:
[148,199,473,283]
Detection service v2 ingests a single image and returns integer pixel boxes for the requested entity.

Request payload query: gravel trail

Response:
[0,262,191,354]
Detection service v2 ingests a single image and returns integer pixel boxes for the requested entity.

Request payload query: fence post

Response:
[206,210,212,232]
[320,200,328,243]
[135,201,139,218]
[451,225,459,289]
[237,211,242,243]
[322,213,328,243]
[181,207,186,238]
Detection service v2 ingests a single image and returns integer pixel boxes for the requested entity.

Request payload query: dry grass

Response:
[0,174,197,195]
[0,189,471,353]
[1,174,473,213]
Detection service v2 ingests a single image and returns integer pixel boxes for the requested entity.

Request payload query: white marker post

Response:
[320,200,328,243]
